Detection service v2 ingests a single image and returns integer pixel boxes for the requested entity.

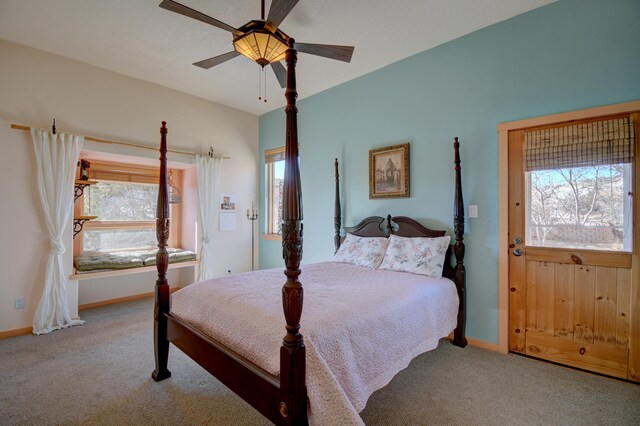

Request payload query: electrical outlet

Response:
[15,297,25,310]
[469,205,478,218]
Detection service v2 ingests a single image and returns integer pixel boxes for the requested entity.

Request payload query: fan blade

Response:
[193,51,241,69]
[295,43,354,63]
[271,61,287,88]
[159,0,239,35]
[265,0,299,32]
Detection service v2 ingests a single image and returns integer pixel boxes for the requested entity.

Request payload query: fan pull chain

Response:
[257,66,268,103]
[258,66,262,101]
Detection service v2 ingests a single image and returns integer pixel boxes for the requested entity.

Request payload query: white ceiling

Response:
[0,0,555,116]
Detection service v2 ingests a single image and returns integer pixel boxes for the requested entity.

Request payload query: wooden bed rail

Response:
[152,121,172,381]
[279,39,308,424]
[334,158,342,254]
[452,137,467,348]
[152,42,309,425]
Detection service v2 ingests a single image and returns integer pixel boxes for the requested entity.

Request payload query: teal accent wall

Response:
[258,0,640,344]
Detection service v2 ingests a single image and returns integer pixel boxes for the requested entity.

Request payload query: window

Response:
[265,146,285,237]
[524,116,634,251]
[526,164,633,251]
[77,161,181,253]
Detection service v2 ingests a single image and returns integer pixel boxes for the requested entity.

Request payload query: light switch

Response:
[469,205,478,218]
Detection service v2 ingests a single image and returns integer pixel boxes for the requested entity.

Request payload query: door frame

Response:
[497,100,640,355]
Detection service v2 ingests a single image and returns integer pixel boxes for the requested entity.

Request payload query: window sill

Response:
[70,260,199,281]
[263,234,282,241]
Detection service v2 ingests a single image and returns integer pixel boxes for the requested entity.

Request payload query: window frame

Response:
[264,146,285,240]
[74,160,181,255]
[524,163,633,252]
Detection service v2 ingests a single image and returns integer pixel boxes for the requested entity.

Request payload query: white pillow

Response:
[333,234,390,269]
[379,234,451,277]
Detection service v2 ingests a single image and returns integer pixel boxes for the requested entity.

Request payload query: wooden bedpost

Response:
[452,137,468,348]
[334,158,341,253]
[279,39,307,425]
[152,121,172,381]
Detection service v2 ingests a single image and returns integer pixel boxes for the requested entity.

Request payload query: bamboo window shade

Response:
[524,116,635,171]
[265,146,286,164]
[88,161,160,185]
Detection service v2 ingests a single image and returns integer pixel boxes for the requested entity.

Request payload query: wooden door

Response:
[508,114,640,381]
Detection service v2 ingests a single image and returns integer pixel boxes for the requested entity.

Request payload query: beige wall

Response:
[0,39,259,333]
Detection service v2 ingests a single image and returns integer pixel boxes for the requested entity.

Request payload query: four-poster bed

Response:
[152,41,467,425]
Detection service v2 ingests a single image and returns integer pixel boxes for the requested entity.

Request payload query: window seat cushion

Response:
[139,248,197,266]
[74,248,197,273]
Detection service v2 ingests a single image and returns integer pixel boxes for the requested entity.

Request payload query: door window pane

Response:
[526,164,632,251]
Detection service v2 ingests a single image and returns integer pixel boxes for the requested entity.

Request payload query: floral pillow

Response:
[333,234,390,269]
[379,234,451,277]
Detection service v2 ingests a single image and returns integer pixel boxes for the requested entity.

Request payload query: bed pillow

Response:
[333,234,390,269]
[379,234,451,277]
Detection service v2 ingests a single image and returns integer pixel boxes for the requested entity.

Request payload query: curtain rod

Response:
[10,123,230,159]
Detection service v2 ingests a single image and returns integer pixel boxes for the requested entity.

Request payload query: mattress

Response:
[171,261,458,425]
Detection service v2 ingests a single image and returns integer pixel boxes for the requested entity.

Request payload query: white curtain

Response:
[195,155,222,281]
[31,128,85,335]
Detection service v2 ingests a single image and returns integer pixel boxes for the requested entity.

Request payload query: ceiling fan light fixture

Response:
[234,30,288,67]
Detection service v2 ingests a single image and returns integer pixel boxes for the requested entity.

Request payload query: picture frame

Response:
[369,143,410,199]
[220,194,237,211]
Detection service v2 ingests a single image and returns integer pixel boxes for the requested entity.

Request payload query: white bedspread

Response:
[171,262,458,425]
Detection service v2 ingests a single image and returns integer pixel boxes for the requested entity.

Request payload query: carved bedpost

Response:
[334,158,341,254]
[452,137,467,348]
[279,39,307,425]
[152,121,172,381]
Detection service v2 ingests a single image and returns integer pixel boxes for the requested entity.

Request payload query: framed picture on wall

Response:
[369,143,410,199]
[220,194,237,211]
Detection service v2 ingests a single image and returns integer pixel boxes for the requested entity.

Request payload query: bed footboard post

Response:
[452,137,467,348]
[152,121,172,381]
[334,158,341,254]
[279,39,308,425]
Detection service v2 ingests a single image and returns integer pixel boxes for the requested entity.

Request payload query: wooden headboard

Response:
[342,215,455,280]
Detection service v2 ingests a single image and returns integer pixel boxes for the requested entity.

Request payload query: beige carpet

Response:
[0,298,638,425]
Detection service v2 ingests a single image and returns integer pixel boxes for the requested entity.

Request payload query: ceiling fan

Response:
[159,0,355,89]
